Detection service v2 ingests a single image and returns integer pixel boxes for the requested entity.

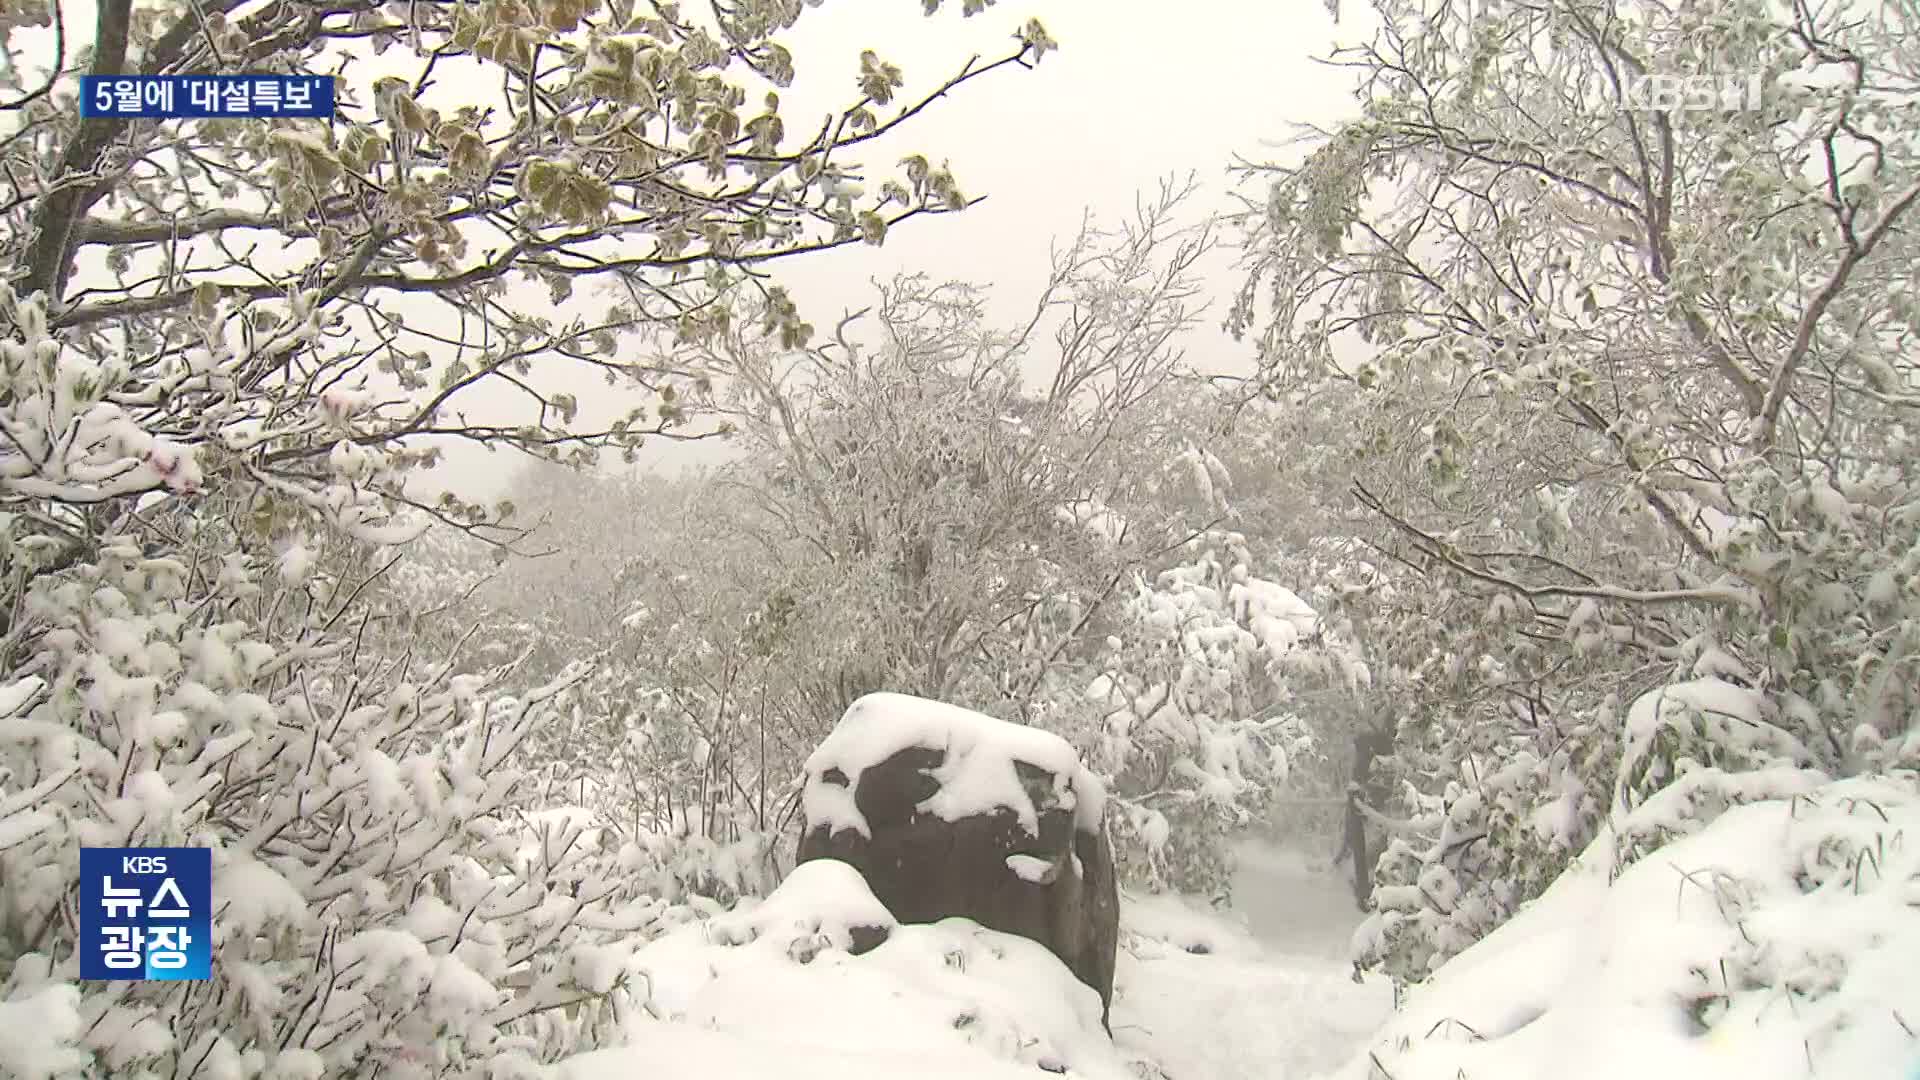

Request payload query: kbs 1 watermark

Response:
[79,847,213,981]
[1616,71,1767,113]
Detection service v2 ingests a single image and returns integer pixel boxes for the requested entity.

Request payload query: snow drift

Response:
[579,857,1134,1080]
[1328,773,1920,1080]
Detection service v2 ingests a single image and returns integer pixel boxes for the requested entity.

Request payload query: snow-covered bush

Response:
[1356,695,1620,982]
[1059,528,1336,896]
[0,288,672,1077]
[1334,772,1920,1080]
[0,550,662,1077]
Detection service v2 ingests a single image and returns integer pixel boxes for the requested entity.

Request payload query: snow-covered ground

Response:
[1231,839,1372,963]
[1110,839,1393,1080]
[534,775,1920,1080]
[1322,774,1920,1080]
[557,836,1392,1080]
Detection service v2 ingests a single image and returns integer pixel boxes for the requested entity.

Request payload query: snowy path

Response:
[1110,840,1393,1080]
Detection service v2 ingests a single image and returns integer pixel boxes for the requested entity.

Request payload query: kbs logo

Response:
[79,847,212,981]
[1620,72,1766,113]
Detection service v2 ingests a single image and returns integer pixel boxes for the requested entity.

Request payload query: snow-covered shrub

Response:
[0,550,662,1077]
[0,537,676,1076]
[1355,709,1618,982]
[1060,529,1331,897]
[0,289,665,1077]
[1330,772,1920,1080]
[1612,678,1828,860]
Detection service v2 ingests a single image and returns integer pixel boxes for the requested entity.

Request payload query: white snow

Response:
[1102,840,1394,1080]
[706,858,897,952]
[570,838,1392,1080]
[1229,577,1319,655]
[1005,853,1056,883]
[555,1024,1046,1080]
[512,805,607,870]
[801,692,1107,839]
[1321,773,1920,1080]
[212,851,311,938]
[0,985,91,1078]
[615,859,1132,1078]
[1053,498,1129,545]
[1625,675,1767,742]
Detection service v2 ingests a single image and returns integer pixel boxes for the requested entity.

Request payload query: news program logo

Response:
[79,847,212,981]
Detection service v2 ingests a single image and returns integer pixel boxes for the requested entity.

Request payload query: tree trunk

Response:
[1343,730,1393,909]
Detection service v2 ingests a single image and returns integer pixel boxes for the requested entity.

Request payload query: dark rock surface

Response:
[798,724,1120,1033]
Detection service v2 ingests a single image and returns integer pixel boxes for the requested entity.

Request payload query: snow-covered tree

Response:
[1055,526,1341,896]
[0,0,1054,542]
[582,181,1366,893]
[600,179,1216,811]
[1231,0,1920,985]
[0,0,1060,1072]
[678,178,1219,709]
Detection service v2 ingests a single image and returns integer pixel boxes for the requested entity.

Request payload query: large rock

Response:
[796,693,1120,1033]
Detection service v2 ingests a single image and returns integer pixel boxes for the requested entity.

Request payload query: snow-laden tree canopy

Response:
[1230,0,1920,989]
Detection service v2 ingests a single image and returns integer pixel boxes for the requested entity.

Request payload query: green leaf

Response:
[191,281,220,321]
[858,50,904,105]
[1017,18,1056,59]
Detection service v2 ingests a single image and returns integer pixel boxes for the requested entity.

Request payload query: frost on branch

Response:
[0,283,428,553]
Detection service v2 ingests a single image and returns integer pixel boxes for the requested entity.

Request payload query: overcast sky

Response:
[765,0,1362,326]
[12,0,1377,499]
[616,0,1376,487]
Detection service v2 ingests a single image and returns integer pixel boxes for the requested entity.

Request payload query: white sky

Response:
[613,0,1374,488]
[765,0,1360,324]
[11,0,1376,499]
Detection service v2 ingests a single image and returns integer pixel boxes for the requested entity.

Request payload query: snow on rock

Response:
[630,859,898,1017]
[801,692,1107,840]
[1006,853,1056,884]
[615,859,1131,1079]
[1322,773,1920,1080]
